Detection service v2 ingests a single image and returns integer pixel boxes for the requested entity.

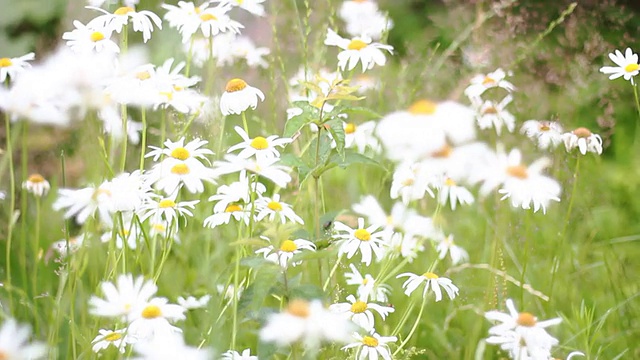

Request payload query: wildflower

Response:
[163,2,243,43]
[0,319,47,359]
[214,155,292,188]
[91,328,136,354]
[342,331,397,360]
[260,299,354,350]
[389,162,434,204]
[339,1,394,41]
[352,195,434,236]
[208,171,265,213]
[227,126,292,161]
[89,274,158,320]
[435,176,474,211]
[562,127,603,155]
[48,234,85,261]
[127,297,187,341]
[137,196,200,226]
[330,294,394,331]
[332,217,388,266]
[100,215,142,250]
[255,193,304,224]
[193,3,243,39]
[520,120,564,150]
[344,121,381,153]
[387,231,425,262]
[396,271,459,301]
[221,348,258,360]
[255,236,316,268]
[177,295,211,310]
[23,173,50,197]
[220,78,265,115]
[344,263,392,302]
[464,68,515,99]
[599,47,639,83]
[434,233,469,265]
[53,181,115,226]
[474,95,516,136]
[222,0,266,16]
[131,332,211,360]
[146,157,216,195]
[147,137,214,164]
[324,29,393,72]
[203,203,251,229]
[0,52,35,83]
[109,170,154,212]
[62,20,120,54]
[86,5,162,43]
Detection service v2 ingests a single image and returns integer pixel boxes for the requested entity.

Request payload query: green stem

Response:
[242,112,250,136]
[119,24,129,172]
[185,37,194,78]
[393,295,427,356]
[230,244,241,350]
[139,107,147,171]
[632,83,640,148]
[5,112,15,310]
[322,254,342,292]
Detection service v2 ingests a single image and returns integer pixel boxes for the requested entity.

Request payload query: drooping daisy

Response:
[387,231,425,262]
[227,126,292,162]
[344,263,392,302]
[220,78,265,115]
[433,233,469,265]
[599,47,639,83]
[324,29,393,72]
[464,68,515,99]
[0,319,47,359]
[23,173,50,197]
[0,52,35,83]
[221,348,258,360]
[255,193,304,224]
[89,274,158,320]
[330,294,394,331]
[562,127,603,155]
[127,297,186,341]
[109,170,154,213]
[53,181,115,226]
[434,176,475,211]
[62,21,120,54]
[91,328,136,354]
[176,295,211,310]
[332,217,389,266]
[255,236,316,268]
[86,5,162,43]
[396,271,459,301]
[342,331,397,360]
[474,95,516,136]
[520,120,564,150]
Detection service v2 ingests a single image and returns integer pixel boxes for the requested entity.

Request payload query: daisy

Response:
[330,294,394,331]
[599,47,639,83]
[146,158,216,195]
[100,214,142,250]
[342,8,394,41]
[86,5,162,43]
[396,272,459,301]
[259,299,354,350]
[344,121,381,153]
[0,319,47,359]
[255,236,316,269]
[435,176,475,211]
[131,332,211,360]
[562,127,603,155]
[222,0,266,16]
[89,274,158,320]
[520,120,564,150]
[389,162,434,204]
[464,68,515,99]
[474,95,516,136]
[387,231,425,262]
[255,194,304,224]
[127,297,186,341]
[47,234,85,261]
[146,137,214,164]
[23,173,50,197]
[91,328,136,354]
[344,263,392,302]
[220,78,265,115]
[485,329,552,360]
[227,126,292,161]
[177,295,211,310]
[208,171,265,214]
[342,331,397,360]
[0,52,35,83]
[203,203,251,229]
[194,3,244,40]
[137,196,199,226]
[109,170,154,213]
[62,20,120,54]
[214,155,292,188]
[332,217,388,266]
[324,29,393,72]
[221,348,258,360]
[53,181,115,226]
[433,233,469,265]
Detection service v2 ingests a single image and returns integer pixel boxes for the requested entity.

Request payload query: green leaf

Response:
[289,284,325,301]
[329,150,382,169]
[339,106,383,119]
[238,264,281,312]
[257,340,278,359]
[324,119,346,159]
[282,101,319,138]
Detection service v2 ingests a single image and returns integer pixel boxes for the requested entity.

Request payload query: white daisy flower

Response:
[259,299,354,350]
[89,274,158,320]
[520,120,564,150]
[23,173,50,197]
[89,0,139,7]
[389,162,434,205]
[100,214,142,250]
[255,194,304,224]
[435,176,475,211]
[0,52,35,83]
[227,126,292,162]
[222,0,266,16]
[464,68,515,99]
[433,233,469,265]
[214,155,292,188]
[62,20,120,54]
[196,3,244,39]
[48,234,85,261]
[342,331,397,360]
[137,197,199,226]
[0,319,47,359]
[86,5,162,43]
[344,121,381,153]
[109,170,154,213]
[255,236,316,268]
[387,231,425,262]
[342,7,394,41]
[474,95,516,136]
[146,158,216,195]
[91,328,136,354]
[562,127,603,155]
[221,348,258,360]
[53,181,115,226]
[396,272,459,301]
[208,171,265,213]
[332,217,389,266]
[220,78,265,115]
[127,297,186,341]
[203,203,251,229]
[131,332,211,360]
[599,47,639,83]
[324,29,393,72]
[344,263,392,302]
[177,295,211,310]
[330,295,395,331]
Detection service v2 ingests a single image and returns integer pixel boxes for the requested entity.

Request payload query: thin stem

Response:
[322,254,343,292]
[230,244,241,350]
[185,37,194,78]
[119,24,129,172]
[139,107,147,171]
[393,295,428,356]
[4,112,15,310]
[242,112,250,136]
[632,82,640,148]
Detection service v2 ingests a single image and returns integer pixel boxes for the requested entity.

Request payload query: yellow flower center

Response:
[159,199,176,208]
[507,165,528,179]
[136,71,151,80]
[225,204,242,212]
[482,76,496,85]
[104,332,122,342]
[354,228,371,241]
[423,272,439,279]
[347,39,368,50]
[573,127,592,138]
[173,85,183,92]
[432,143,452,158]
[287,299,310,317]
[408,99,437,115]
[482,106,498,115]
[350,300,368,313]
[401,178,414,186]
[28,174,45,183]
[225,78,247,92]
[92,188,112,200]
[0,58,12,67]
[267,201,282,211]
[624,63,639,73]
[517,312,537,327]
[160,91,173,101]
[345,123,357,134]
[250,136,269,150]
[114,6,134,15]
[90,31,105,42]
[152,223,166,232]
[141,304,162,319]
[445,178,456,186]
[200,13,218,21]
[170,147,190,160]
[539,123,550,131]
[362,278,369,285]
[280,240,298,252]
[362,335,379,347]
[171,163,190,175]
